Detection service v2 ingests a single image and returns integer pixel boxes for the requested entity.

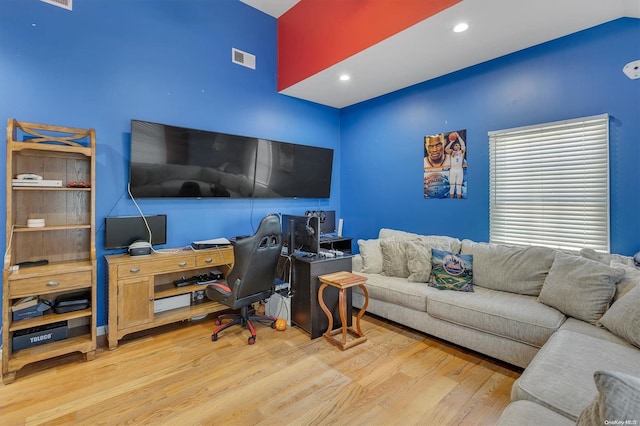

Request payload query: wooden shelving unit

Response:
[2,119,97,384]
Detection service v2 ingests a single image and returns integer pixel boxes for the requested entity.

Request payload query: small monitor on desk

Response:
[320,210,336,236]
[104,215,167,251]
[282,214,320,255]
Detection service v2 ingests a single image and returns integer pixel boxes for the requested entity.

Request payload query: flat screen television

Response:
[282,214,320,255]
[104,215,167,250]
[129,119,334,199]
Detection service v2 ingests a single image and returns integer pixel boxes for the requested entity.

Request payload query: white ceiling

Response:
[241,0,640,109]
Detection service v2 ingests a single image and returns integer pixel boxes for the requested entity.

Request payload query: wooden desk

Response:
[318,271,369,350]
[105,246,233,349]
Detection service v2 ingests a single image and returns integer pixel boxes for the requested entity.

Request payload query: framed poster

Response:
[424,129,467,199]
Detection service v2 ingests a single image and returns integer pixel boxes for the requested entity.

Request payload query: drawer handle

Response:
[46,280,60,287]
[204,258,213,263]
[130,267,140,273]
[178,261,187,267]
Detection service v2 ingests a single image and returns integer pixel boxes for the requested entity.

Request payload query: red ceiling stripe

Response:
[277,0,461,92]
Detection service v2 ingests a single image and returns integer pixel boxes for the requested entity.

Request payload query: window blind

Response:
[489,114,610,252]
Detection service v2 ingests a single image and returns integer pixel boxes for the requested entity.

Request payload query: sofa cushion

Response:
[576,370,640,426]
[415,235,462,254]
[580,247,636,268]
[378,229,462,253]
[537,251,624,324]
[598,284,640,348]
[512,330,640,420]
[379,228,420,240]
[559,318,634,347]
[404,239,433,283]
[610,261,640,302]
[497,400,574,426]
[357,239,384,274]
[378,228,420,240]
[355,273,430,312]
[430,249,474,292]
[380,239,411,278]
[426,286,565,347]
[460,240,556,296]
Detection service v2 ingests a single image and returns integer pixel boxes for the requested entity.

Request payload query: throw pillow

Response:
[598,285,640,348]
[429,248,473,292]
[404,239,433,283]
[576,370,640,426]
[538,251,625,324]
[357,239,384,274]
[380,239,410,278]
[416,235,462,254]
[460,239,555,296]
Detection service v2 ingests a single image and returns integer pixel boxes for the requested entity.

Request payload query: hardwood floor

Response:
[0,313,521,425]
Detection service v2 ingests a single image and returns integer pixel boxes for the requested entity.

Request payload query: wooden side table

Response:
[317,271,369,350]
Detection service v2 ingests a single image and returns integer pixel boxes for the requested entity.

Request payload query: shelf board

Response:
[9,141,92,157]
[5,260,94,278]
[13,224,91,232]
[8,333,94,371]
[9,308,92,332]
[155,282,211,299]
[12,187,91,191]
[153,301,225,325]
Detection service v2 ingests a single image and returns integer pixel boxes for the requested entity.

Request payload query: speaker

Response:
[337,218,344,237]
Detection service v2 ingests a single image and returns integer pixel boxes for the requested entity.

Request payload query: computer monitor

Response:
[282,214,320,254]
[104,215,167,250]
[303,210,336,235]
[320,210,336,235]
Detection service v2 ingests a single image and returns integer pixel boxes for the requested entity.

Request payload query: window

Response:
[489,114,610,252]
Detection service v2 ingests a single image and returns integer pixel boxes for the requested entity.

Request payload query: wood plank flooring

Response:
[0,313,521,425]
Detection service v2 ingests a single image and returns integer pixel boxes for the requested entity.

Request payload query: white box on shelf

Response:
[12,179,62,187]
[154,294,190,313]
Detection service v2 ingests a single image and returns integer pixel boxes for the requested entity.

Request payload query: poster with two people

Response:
[424,129,467,199]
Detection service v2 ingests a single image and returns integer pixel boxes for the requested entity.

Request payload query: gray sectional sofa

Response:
[350,228,640,425]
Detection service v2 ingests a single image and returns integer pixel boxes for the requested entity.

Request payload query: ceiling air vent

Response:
[232,48,256,70]
[41,0,72,10]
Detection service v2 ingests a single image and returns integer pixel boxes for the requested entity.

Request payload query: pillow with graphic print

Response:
[429,249,474,292]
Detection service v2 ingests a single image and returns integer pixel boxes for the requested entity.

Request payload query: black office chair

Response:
[205,213,283,344]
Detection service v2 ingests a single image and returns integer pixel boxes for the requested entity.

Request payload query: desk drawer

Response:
[117,257,196,278]
[196,249,233,267]
[9,271,92,298]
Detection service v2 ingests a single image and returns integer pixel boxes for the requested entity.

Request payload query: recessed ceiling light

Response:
[339,74,350,81]
[453,22,469,33]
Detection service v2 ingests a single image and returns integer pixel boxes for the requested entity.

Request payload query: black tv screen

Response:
[129,120,333,199]
[104,215,167,250]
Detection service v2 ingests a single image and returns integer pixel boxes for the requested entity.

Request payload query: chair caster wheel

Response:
[270,321,276,329]
[248,336,256,345]
[212,334,218,342]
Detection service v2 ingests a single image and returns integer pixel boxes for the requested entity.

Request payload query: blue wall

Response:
[0,0,340,327]
[1,1,639,332]
[341,18,640,256]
